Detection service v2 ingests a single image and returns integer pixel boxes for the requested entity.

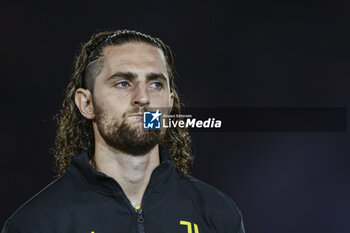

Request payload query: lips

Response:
[128,113,143,117]
[127,113,144,123]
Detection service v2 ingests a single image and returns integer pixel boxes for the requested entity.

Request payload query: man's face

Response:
[91,42,173,155]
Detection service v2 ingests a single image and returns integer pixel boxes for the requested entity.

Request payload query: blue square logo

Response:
[143,110,161,129]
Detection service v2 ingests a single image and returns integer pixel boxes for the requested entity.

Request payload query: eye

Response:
[150,82,163,89]
[116,81,130,88]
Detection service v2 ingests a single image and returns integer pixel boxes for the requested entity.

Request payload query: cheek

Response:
[93,82,133,117]
[150,92,171,107]
[98,97,128,118]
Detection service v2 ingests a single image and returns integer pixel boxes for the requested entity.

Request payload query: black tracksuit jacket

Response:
[2,147,245,233]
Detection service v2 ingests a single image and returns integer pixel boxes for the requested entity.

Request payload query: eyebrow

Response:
[106,72,168,82]
[146,72,168,82]
[107,72,137,81]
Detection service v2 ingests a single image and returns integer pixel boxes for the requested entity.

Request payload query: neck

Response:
[92,143,160,208]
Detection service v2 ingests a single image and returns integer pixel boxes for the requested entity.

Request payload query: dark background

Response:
[1,1,350,232]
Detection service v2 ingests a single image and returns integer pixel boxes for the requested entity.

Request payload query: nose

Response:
[131,82,150,107]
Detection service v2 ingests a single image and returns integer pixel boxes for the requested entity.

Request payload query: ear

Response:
[75,88,95,119]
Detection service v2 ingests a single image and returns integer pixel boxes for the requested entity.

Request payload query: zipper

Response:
[136,208,145,233]
[107,160,169,233]
[133,161,169,233]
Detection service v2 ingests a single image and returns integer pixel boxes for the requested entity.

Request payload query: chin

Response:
[129,124,148,137]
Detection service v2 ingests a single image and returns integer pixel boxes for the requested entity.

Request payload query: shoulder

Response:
[3,172,86,230]
[180,174,245,232]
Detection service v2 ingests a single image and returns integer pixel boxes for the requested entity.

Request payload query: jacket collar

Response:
[67,145,174,196]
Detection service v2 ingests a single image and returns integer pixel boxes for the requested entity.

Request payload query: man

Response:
[2,30,245,233]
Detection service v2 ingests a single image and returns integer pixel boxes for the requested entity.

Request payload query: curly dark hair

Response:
[52,30,193,177]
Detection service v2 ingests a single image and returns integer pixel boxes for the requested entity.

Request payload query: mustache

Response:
[124,107,155,117]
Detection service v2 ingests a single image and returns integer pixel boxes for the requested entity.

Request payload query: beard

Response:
[93,100,165,156]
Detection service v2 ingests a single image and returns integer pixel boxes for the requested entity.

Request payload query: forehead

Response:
[101,42,168,75]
